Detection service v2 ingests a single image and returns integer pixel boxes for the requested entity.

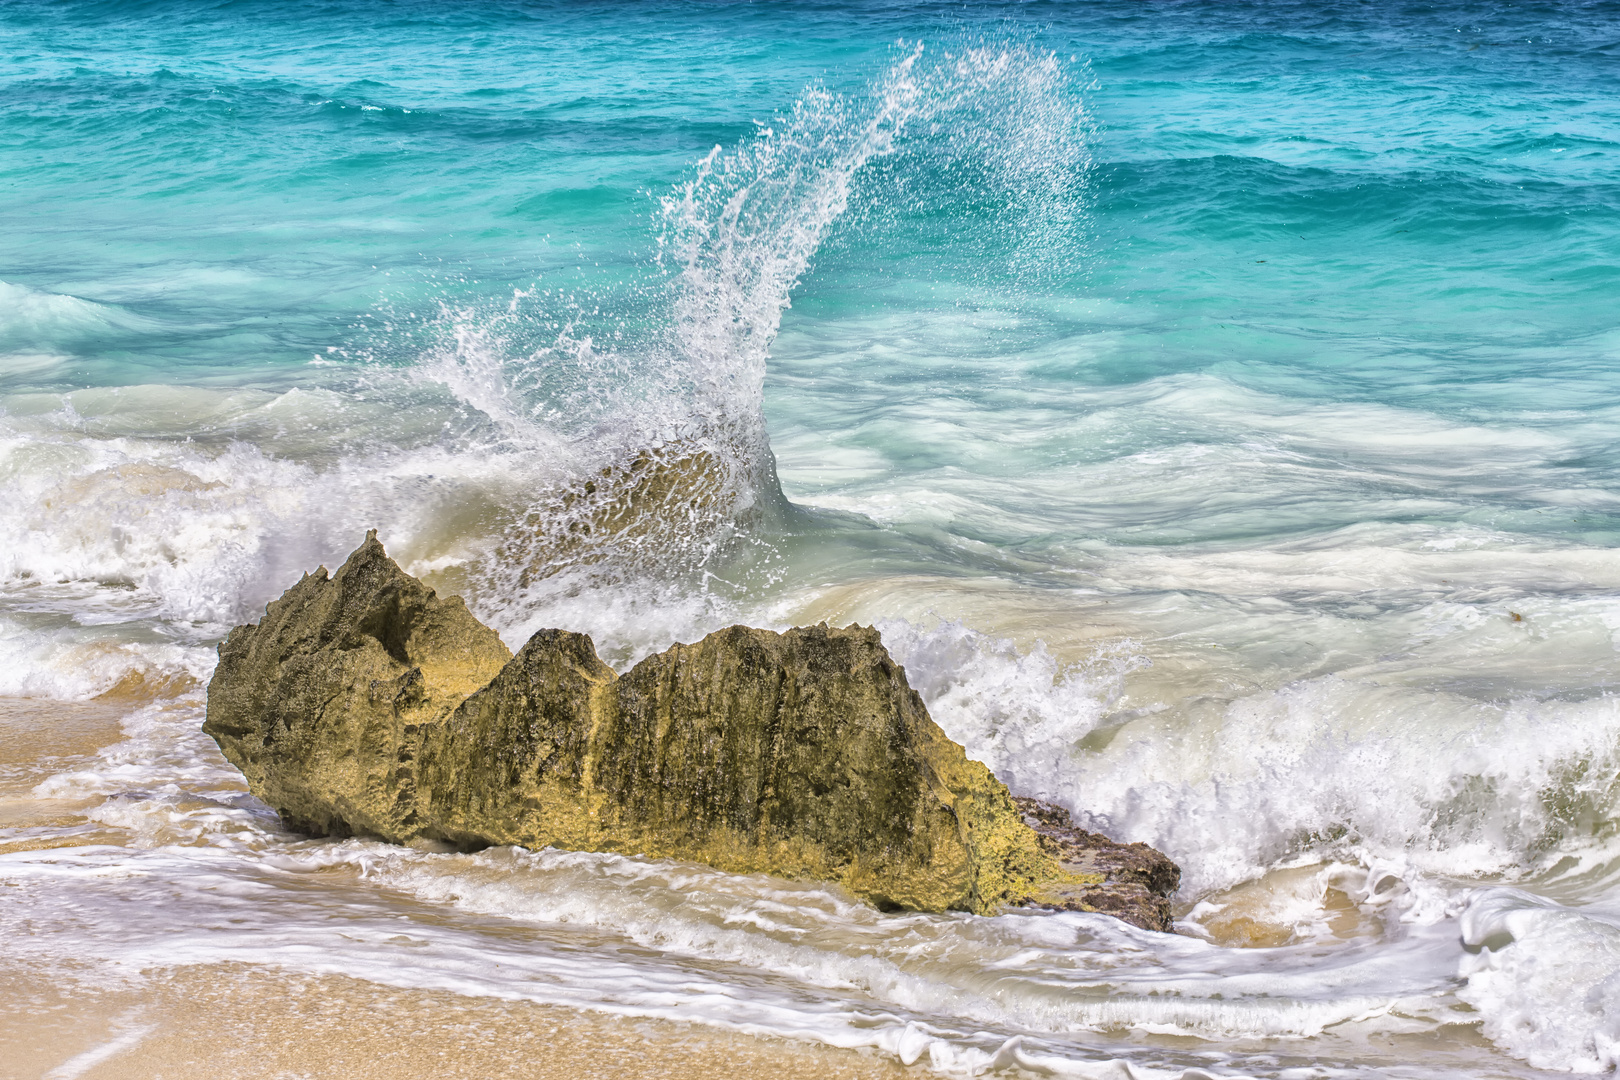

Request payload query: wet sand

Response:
[5,964,919,1080]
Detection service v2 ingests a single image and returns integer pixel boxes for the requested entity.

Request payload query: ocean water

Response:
[4,0,1620,1075]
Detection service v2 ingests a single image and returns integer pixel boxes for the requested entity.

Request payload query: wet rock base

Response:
[1015,797,1181,932]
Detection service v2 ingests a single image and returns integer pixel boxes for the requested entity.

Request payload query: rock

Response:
[498,444,775,586]
[417,621,1055,914]
[1014,797,1181,932]
[206,534,1180,926]
[202,531,512,840]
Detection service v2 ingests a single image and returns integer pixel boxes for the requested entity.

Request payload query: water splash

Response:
[658,44,924,444]
[424,38,1097,615]
[0,39,1097,651]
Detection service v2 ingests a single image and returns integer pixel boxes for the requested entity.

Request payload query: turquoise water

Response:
[5,2,1620,1075]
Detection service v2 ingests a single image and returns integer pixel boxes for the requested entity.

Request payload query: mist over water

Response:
[4,1,1620,1075]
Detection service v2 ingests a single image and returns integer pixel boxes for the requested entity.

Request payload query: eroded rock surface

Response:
[418,621,1054,913]
[202,531,512,840]
[1016,797,1181,932]
[206,535,1180,925]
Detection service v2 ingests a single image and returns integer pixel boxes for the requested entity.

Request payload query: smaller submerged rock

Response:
[205,534,1181,929]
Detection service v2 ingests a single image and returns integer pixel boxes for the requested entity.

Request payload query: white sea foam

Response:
[42,1008,156,1080]
[877,617,1138,799]
[881,614,1620,899]
[769,359,1620,559]
[0,387,563,627]
[1459,889,1620,1073]
[0,616,212,701]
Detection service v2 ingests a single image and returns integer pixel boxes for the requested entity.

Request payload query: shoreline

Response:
[6,963,920,1080]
